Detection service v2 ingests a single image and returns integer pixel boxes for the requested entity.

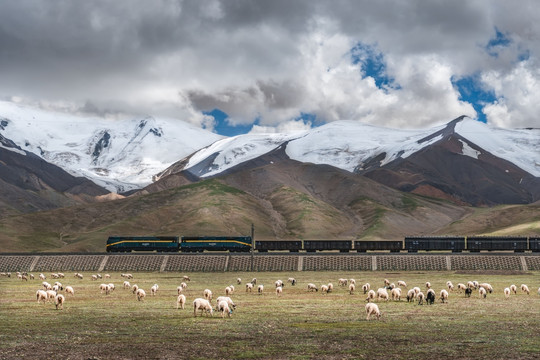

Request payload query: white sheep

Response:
[55,294,65,310]
[42,281,52,290]
[457,283,467,293]
[177,286,183,295]
[36,290,47,304]
[225,286,232,296]
[176,294,186,310]
[180,282,188,289]
[46,290,57,302]
[237,278,242,285]
[183,275,191,282]
[246,283,253,292]
[74,273,83,279]
[362,283,370,294]
[217,300,232,318]
[132,284,139,294]
[383,279,390,287]
[39,273,46,280]
[338,278,348,286]
[472,281,479,289]
[425,282,431,289]
[150,284,159,296]
[327,283,334,293]
[108,283,115,292]
[251,278,257,285]
[521,284,530,295]
[388,283,396,290]
[406,289,415,302]
[391,288,401,301]
[193,298,213,317]
[349,283,355,295]
[258,285,264,294]
[467,281,475,289]
[510,284,517,294]
[504,287,511,299]
[366,289,376,302]
[123,281,131,289]
[365,303,381,320]
[479,287,487,298]
[413,287,421,296]
[479,283,493,294]
[538,287,540,296]
[397,280,407,288]
[215,296,236,312]
[276,286,283,296]
[136,288,146,301]
[440,289,449,303]
[104,274,111,279]
[65,286,74,296]
[307,283,318,292]
[203,289,213,301]
[377,288,389,302]
[275,280,284,288]
[446,281,454,292]
[321,285,329,294]
[287,277,296,286]
[417,292,425,305]
[99,283,111,295]
[228,285,235,294]
[349,279,356,286]
[91,275,98,281]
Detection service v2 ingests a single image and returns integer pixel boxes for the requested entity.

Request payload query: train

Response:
[106,235,540,253]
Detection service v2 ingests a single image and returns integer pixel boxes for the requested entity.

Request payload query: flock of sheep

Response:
[2,271,539,321]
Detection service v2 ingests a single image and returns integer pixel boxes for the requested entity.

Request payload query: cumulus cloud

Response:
[0,0,539,131]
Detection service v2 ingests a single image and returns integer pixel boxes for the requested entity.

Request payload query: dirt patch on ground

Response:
[454,270,532,275]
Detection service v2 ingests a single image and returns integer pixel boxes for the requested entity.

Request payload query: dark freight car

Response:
[303,240,352,252]
[467,236,527,252]
[529,237,540,252]
[404,236,465,252]
[255,240,302,252]
[354,240,403,252]
[180,236,252,252]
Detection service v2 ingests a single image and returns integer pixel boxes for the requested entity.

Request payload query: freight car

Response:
[106,236,179,252]
[180,236,252,252]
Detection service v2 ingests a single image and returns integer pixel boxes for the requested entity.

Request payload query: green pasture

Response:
[1,271,539,359]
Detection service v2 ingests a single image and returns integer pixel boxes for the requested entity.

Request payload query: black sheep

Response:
[465,288,472,297]
[426,291,435,305]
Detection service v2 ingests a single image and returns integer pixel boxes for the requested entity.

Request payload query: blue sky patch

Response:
[350,42,399,91]
[204,109,255,136]
[452,73,497,123]
[486,27,511,57]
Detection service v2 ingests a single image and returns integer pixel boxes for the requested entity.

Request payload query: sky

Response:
[1,1,539,136]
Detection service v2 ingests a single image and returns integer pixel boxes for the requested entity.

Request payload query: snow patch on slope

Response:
[458,139,481,159]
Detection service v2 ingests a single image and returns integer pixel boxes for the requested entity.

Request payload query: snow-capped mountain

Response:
[178,116,540,179]
[0,101,222,192]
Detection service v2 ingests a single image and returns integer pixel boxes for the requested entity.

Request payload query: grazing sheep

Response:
[479,283,493,294]
[387,283,396,290]
[321,285,329,294]
[55,294,65,310]
[417,292,425,305]
[276,286,283,296]
[275,280,284,288]
[237,278,242,285]
[136,289,146,301]
[258,285,264,294]
[225,286,232,296]
[203,289,213,302]
[440,289,449,303]
[74,273,83,279]
[366,290,376,302]
[91,275,98,281]
[327,283,334,293]
[65,286,74,296]
[338,278,348,287]
[406,289,415,302]
[521,284,530,295]
[479,287,487,298]
[504,287,511,299]
[251,278,257,285]
[228,285,235,294]
[108,283,115,292]
[349,283,356,295]
[177,286,183,295]
[183,276,191,282]
[465,288,472,297]
[510,284,517,294]
[176,294,186,310]
[215,296,236,311]
[39,273,46,280]
[362,283,370,294]
[365,303,381,320]
[397,280,407,288]
[391,288,401,301]
[52,284,61,293]
[123,281,131,289]
[99,283,111,295]
[193,298,213,317]
[467,281,475,289]
[446,281,454,292]
[378,287,391,302]
[36,290,48,304]
[217,300,232,318]
[457,283,467,293]
[413,287,421,297]
[42,281,52,290]
[54,281,63,290]
[425,282,431,289]
[104,274,111,279]
[472,281,479,289]
[383,279,390,287]
[246,283,253,292]
[426,289,436,305]
[180,282,188,289]
[349,279,356,286]
[121,273,133,279]
[46,290,57,302]
[307,283,318,292]
[30,274,35,280]
[538,287,540,296]
[132,284,139,294]
[287,278,296,286]
[150,284,159,296]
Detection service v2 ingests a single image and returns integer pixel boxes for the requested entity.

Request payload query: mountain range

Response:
[0,100,539,252]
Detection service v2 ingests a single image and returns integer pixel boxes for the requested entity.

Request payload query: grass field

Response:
[1,271,539,359]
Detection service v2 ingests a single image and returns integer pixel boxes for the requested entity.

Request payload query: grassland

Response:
[1,271,539,359]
